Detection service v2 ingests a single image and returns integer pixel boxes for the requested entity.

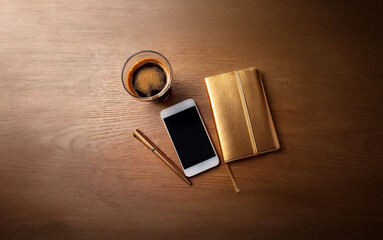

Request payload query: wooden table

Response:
[1,1,382,239]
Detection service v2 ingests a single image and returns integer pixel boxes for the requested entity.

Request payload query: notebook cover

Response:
[204,67,280,163]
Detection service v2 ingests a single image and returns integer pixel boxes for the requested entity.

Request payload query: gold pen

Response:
[133,129,192,185]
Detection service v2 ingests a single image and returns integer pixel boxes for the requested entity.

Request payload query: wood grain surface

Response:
[1,0,382,239]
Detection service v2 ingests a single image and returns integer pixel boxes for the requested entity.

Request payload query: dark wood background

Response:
[1,0,382,239]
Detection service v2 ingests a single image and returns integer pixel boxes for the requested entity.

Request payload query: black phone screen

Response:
[163,106,216,169]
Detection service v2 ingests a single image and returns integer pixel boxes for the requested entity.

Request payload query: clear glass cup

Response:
[121,50,172,102]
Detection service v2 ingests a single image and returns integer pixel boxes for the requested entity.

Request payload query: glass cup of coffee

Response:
[122,50,172,101]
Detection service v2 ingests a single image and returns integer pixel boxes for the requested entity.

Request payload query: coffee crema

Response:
[127,58,169,97]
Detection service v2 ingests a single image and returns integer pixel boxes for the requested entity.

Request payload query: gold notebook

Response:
[205,67,280,163]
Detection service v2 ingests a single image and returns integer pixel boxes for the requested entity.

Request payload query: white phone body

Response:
[160,99,219,177]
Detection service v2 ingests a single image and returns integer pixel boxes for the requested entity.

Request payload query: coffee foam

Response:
[127,58,169,98]
[134,65,165,97]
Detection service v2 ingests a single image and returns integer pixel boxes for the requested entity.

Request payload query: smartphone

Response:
[160,99,219,177]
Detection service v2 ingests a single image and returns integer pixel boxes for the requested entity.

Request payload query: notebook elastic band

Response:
[234,70,258,155]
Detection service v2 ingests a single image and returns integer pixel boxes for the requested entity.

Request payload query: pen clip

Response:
[133,129,156,151]
[132,129,192,186]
